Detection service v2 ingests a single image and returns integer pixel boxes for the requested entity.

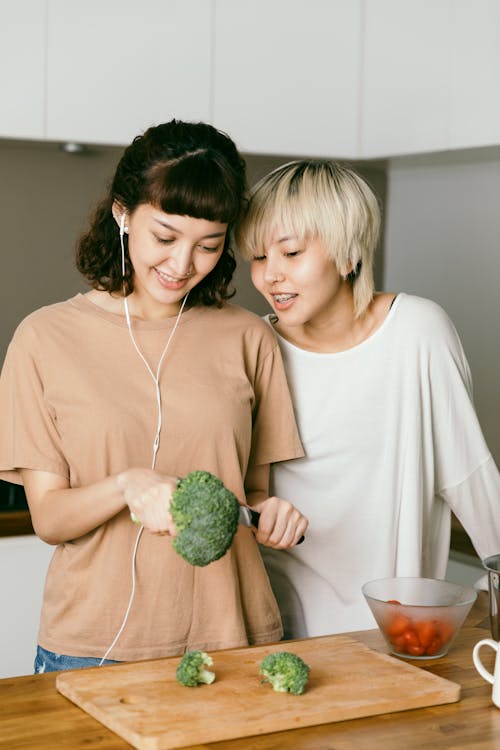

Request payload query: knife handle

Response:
[249,509,305,545]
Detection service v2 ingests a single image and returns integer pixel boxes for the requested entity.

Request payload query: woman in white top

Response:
[236,160,500,638]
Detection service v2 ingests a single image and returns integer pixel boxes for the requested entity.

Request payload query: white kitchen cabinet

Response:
[361,0,451,157]
[0,535,53,678]
[0,0,46,140]
[449,0,500,150]
[212,0,362,158]
[2,2,500,157]
[45,0,213,145]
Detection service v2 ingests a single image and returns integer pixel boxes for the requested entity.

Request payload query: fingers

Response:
[254,496,308,549]
[120,470,178,534]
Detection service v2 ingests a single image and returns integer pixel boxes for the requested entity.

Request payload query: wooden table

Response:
[1,592,498,750]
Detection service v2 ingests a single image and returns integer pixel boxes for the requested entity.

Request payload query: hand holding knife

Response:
[239,505,305,545]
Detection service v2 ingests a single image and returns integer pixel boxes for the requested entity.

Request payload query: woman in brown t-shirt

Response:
[0,120,307,671]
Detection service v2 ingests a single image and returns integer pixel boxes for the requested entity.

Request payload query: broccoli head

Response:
[259,651,310,695]
[176,650,215,687]
[170,470,240,567]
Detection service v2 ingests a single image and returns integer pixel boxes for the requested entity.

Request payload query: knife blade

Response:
[238,506,305,544]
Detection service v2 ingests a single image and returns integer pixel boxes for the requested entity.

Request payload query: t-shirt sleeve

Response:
[423,302,500,551]
[427,304,491,492]
[249,341,304,467]
[441,455,500,560]
[0,321,69,483]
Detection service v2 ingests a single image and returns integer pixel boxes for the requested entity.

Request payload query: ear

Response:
[112,200,128,232]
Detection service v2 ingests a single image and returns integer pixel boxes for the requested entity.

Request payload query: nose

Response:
[263,256,285,285]
[169,243,194,277]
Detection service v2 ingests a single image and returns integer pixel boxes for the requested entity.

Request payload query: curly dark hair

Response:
[76,120,247,307]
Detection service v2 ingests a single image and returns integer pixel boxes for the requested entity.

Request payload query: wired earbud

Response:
[120,212,128,236]
[99,210,189,666]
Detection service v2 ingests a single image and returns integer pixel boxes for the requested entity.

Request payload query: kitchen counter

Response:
[0,592,497,749]
[0,510,33,536]
[0,481,33,537]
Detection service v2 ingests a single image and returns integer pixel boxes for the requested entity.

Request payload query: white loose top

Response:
[262,294,500,637]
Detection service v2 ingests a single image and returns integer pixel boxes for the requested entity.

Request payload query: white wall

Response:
[383,147,500,465]
[0,535,53,678]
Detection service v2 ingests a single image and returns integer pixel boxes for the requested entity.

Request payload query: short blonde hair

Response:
[236,160,381,318]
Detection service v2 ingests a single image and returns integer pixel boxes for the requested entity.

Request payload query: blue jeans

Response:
[34,645,120,673]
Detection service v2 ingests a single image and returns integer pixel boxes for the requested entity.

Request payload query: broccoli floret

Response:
[259,651,310,695]
[170,470,240,567]
[176,650,215,687]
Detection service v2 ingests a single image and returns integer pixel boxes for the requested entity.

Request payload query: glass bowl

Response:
[362,577,477,660]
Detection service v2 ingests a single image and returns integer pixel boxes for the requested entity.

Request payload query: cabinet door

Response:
[361,0,450,157]
[0,535,53,678]
[213,0,361,158]
[46,0,212,145]
[0,0,46,140]
[449,0,500,149]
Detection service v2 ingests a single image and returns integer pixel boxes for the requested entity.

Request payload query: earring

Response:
[346,260,362,283]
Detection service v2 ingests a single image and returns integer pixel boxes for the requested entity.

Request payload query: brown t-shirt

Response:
[0,294,303,660]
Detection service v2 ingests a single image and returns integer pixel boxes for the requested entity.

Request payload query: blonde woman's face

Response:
[250,228,348,328]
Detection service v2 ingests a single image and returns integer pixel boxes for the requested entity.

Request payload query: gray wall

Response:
[383,147,500,464]
[0,139,120,356]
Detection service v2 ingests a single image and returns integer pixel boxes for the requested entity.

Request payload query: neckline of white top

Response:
[269,292,405,358]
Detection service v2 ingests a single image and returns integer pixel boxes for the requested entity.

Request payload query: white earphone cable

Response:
[99,214,187,665]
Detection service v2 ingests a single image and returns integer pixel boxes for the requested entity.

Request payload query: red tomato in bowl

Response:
[437,620,454,643]
[414,619,437,649]
[406,643,426,657]
[386,614,412,637]
[383,609,455,657]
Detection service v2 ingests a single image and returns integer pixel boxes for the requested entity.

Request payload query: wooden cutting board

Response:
[56,634,460,750]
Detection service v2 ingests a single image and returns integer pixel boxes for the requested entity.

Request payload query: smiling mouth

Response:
[273,293,296,303]
[155,267,192,282]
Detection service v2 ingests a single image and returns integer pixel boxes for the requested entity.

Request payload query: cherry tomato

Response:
[437,620,454,644]
[406,643,426,657]
[425,636,443,656]
[414,619,437,649]
[402,628,420,649]
[389,634,407,651]
[386,614,412,637]
[384,609,456,657]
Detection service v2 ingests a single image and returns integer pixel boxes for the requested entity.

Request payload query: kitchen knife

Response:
[238,506,305,544]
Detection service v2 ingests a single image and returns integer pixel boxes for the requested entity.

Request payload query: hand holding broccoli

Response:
[128,469,240,567]
[119,468,178,535]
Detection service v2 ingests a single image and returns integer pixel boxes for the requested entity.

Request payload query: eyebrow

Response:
[277,235,297,243]
[154,218,226,239]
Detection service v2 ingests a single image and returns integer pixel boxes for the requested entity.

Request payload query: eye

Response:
[198,243,221,253]
[251,255,266,262]
[284,249,302,258]
[154,234,175,245]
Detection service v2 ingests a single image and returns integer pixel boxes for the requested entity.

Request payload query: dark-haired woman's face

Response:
[126,204,227,318]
